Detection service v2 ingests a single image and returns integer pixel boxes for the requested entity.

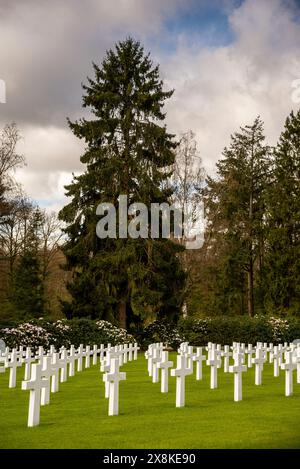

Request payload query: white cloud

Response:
[162,0,300,172]
[1,0,300,211]
[14,126,84,211]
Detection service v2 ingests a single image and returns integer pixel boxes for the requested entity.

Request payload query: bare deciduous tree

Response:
[170,130,205,241]
[0,123,24,185]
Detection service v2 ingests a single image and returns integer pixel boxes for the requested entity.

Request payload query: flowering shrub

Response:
[0,318,135,350]
[96,320,134,344]
[0,322,52,350]
[267,316,290,342]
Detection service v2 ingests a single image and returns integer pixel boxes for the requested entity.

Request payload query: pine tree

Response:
[59,38,185,327]
[11,252,44,319]
[203,117,271,316]
[266,109,300,314]
[10,208,45,319]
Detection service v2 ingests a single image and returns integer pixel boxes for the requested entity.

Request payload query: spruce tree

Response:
[266,109,300,314]
[59,38,185,327]
[203,117,271,316]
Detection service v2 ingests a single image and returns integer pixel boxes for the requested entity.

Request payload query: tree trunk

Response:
[247,258,254,317]
[248,162,254,317]
[118,300,127,329]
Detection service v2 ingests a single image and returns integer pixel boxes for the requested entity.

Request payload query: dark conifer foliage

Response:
[59,38,186,327]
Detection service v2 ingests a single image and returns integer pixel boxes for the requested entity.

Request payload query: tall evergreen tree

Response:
[59,38,185,327]
[266,109,300,314]
[203,117,271,316]
[10,208,45,319]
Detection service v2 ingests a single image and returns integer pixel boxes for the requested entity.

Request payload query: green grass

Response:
[0,353,299,449]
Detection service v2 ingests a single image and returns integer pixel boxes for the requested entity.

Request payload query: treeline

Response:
[0,38,299,327]
[187,113,299,317]
[58,38,299,325]
[0,124,68,323]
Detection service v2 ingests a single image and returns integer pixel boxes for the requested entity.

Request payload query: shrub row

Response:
[177,316,300,346]
[0,318,135,351]
[1,316,300,351]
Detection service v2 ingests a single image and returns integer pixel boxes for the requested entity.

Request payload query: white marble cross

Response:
[0,346,10,361]
[216,344,222,368]
[100,352,112,398]
[41,356,52,405]
[51,353,60,393]
[92,345,98,365]
[77,344,84,372]
[246,344,254,368]
[85,345,91,368]
[271,346,281,377]
[99,344,106,362]
[5,349,22,388]
[103,358,126,416]
[268,343,274,363]
[118,345,124,366]
[151,348,162,384]
[171,355,192,407]
[21,363,49,427]
[252,348,264,385]
[229,353,247,401]
[110,346,123,367]
[222,345,232,373]
[193,347,206,380]
[123,344,128,364]
[179,342,189,354]
[277,344,283,365]
[35,346,44,364]
[157,351,173,393]
[60,349,68,383]
[68,345,76,377]
[146,346,155,377]
[206,342,214,355]
[128,343,134,361]
[133,343,140,360]
[100,347,120,399]
[281,351,296,396]
[185,346,194,371]
[23,347,35,381]
[0,357,5,376]
[206,349,221,389]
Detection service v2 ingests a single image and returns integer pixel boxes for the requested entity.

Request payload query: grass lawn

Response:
[0,353,299,449]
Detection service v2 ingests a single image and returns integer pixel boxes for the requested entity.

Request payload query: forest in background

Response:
[0,39,299,328]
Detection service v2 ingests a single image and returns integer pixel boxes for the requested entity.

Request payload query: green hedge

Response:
[133,320,184,350]
[177,316,300,345]
[2,316,300,351]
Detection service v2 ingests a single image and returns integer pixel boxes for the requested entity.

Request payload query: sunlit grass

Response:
[0,353,299,449]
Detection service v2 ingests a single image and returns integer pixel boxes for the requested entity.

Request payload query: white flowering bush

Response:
[95,320,134,344]
[0,322,52,350]
[267,316,290,343]
[0,318,136,349]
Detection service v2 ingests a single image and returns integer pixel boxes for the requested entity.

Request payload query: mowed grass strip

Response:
[0,353,299,449]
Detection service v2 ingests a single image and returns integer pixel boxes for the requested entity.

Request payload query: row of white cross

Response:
[0,342,139,426]
[1,340,299,426]
[145,341,300,407]
[100,344,140,416]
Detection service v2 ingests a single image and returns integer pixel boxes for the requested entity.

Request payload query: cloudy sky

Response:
[1,0,300,213]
